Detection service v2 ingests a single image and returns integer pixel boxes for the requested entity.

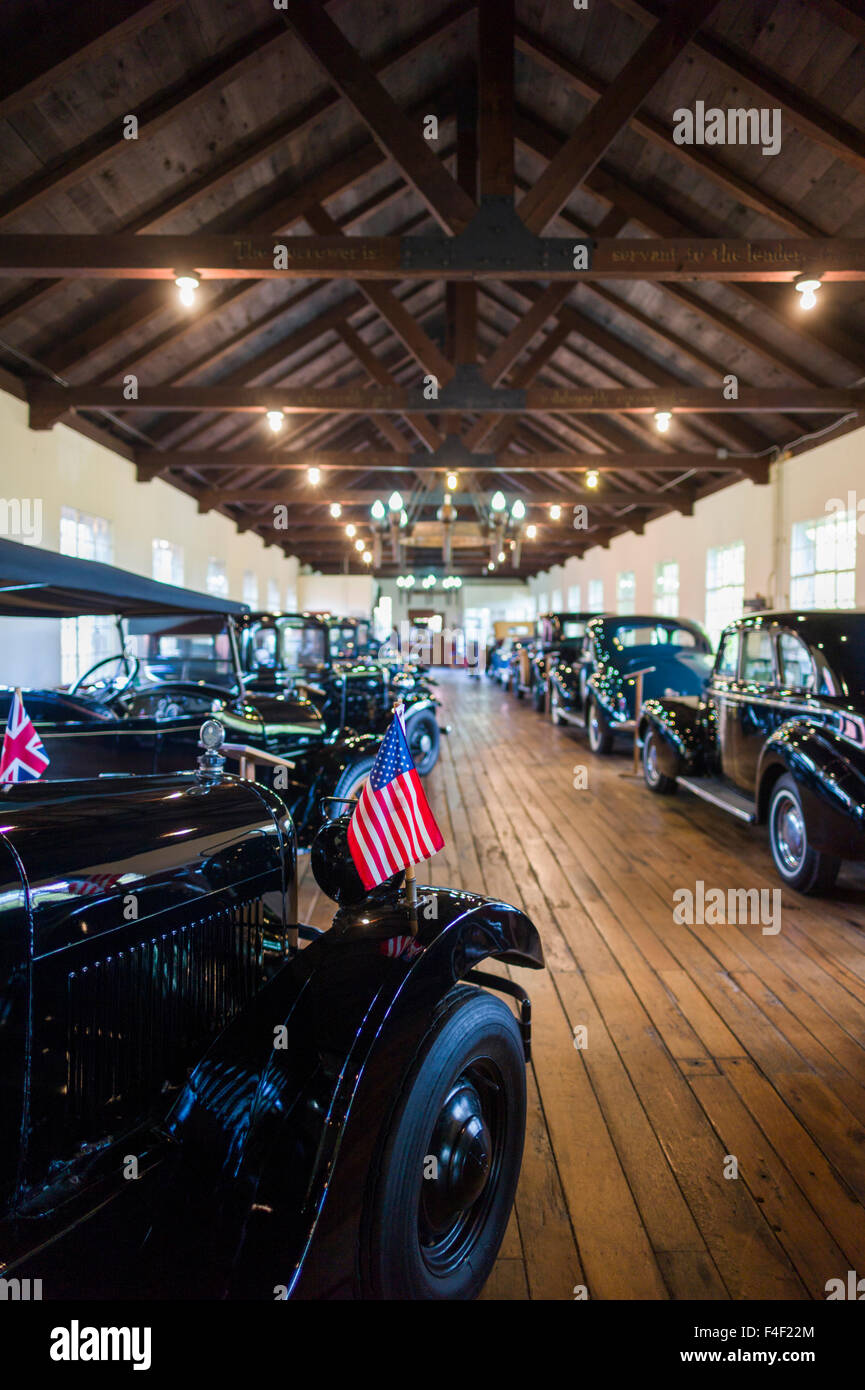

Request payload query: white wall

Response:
[0,386,301,686]
[529,423,865,634]
[295,571,373,617]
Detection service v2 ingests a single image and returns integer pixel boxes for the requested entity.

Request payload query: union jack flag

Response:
[347,705,443,890]
[0,689,50,783]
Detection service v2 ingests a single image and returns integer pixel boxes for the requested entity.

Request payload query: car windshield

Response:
[560,620,587,641]
[279,620,327,670]
[135,628,234,685]
[606,621,708,651]
[328,624,361,660]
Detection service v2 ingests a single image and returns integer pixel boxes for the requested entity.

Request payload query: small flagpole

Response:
[393,697,419,931]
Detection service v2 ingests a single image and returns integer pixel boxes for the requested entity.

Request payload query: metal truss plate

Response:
[401,197,592,274]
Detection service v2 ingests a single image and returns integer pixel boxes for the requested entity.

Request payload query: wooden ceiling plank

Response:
[516,0,719,234]
[608,0,865,174]
[279,0,477,234]
[515,23,823,237]
[0,0,178,122]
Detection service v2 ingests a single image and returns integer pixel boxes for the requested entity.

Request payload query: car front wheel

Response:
[587,697,613,755]
[768,774,840,894]
[550,681,564,725]
[643,728,677,794]
[360,985,527,1300]
[406,709,440,775]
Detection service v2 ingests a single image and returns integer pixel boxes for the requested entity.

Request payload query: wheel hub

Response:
[775,793,805,871]
[421,1078,492,1235]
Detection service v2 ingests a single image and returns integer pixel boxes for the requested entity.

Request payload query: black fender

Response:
[757,721,865,857]
[401,694,440,719]
[150,887,543,1300]
[549,661,580,708]
[640,697,713,778]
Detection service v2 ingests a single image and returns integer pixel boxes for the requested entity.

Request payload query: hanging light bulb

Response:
[396,576,405,588]
[388,491,403,512]
[794,275,822,311]
[362,550,372,565]
[446,472,459,491]
[174,272,200,308]
[497,550,506,563]
[404,574,415,588]
[399,509,408,528]
[491,490,506,513]
[453,576,462,589]
[549,504,561,521]
[585,469,600,489]
[307,466,321,485]
[329,502,342,518]
[266,409,284,433]
[370,498,386,521]
[354,538,365,552]
[654,411,672,433]
[487,560,495,571]
[511,498,526,521]
[345,523,356,538]
[526,523,537,540]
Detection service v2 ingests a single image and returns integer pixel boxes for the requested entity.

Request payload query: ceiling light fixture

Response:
[329,502,342,518]
[526,523,537,539]
[389,491,404,512]
[654,411,672,433]
[307,466,321,485]
[446,472,459,492]
[362,550,372,565]
[345,523,356,538]
[549,504,561,521]
[511,498,526,521]
[354,538,365,552]
[794,274,822,311]
[174,272,200,308]
[370,498,386,521]
[585,469,600,489]
[266,409,284,433]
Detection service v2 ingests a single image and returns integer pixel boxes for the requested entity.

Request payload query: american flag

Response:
[0,689,49,783]
[347,705,443,890]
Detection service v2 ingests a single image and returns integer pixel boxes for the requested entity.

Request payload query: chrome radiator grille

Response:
[66,901,263,1122]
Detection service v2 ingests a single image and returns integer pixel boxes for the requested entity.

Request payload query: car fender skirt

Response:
[152,889,543,1299]
[759,725,865,855]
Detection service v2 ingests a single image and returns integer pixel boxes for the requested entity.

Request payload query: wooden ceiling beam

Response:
[478,0,515,200]
[279,0,477,234]
[6,234,865,281]
[516,0,719,234]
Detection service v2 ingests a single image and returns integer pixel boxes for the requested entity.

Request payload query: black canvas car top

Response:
[0,537,249,619]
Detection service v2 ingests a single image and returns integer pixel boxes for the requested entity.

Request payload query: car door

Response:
[728,625,780,792]
[706,627,741,776]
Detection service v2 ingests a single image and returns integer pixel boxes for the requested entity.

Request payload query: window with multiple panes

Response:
[567,584,581,611]
[616,571,635,615]
[653,560,679,617]
[705,542,745,646]
[152,538,184,586]
[550,588,563,611]
[790,510,855,609]
[59,507,115,686]
[242,570,259,607]
[587,578,604,611]
[266,578,280,610]
[206,558,228,598]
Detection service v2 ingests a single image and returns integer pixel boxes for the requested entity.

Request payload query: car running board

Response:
[678,776,756,823]
[555,707,585,727]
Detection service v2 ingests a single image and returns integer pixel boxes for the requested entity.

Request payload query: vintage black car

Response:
[549,614,714,754]
[0,719,544,1300]
[139,609,442,775]
[515,612,597,712]
[640,610,865,893]
[0,540,378,847]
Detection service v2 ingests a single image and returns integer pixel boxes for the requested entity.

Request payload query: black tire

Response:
[643,728,677,795]
[405,709,440,775]
[330,754,376,816]
[550,680,564,726]
[586,697,613,755]
[768,774,841,894]
[360,985,527,1300]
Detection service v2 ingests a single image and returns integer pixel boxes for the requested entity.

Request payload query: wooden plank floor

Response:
[298,669,865,1301]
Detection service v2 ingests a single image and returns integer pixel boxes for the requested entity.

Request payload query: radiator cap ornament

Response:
[197,718,226,779]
